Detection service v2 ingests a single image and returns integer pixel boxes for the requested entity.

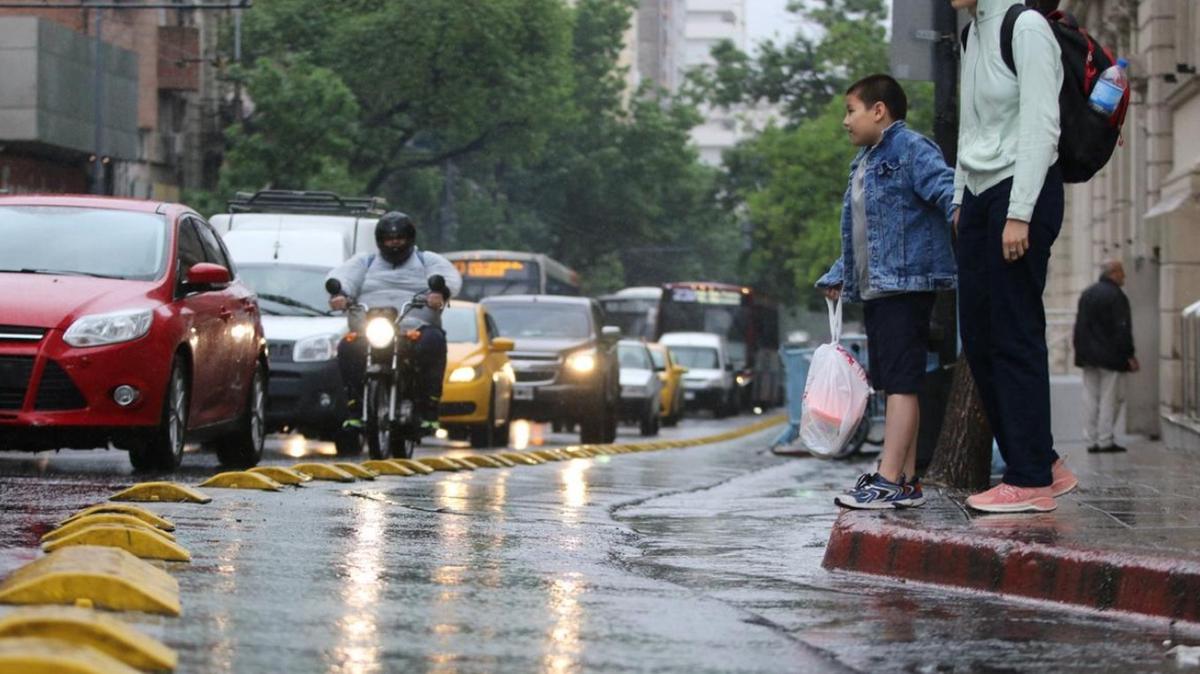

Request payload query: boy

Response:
[816,75,957,509]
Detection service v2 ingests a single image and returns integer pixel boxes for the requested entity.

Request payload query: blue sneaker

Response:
[835,473,906,509]
[893,476,927,508]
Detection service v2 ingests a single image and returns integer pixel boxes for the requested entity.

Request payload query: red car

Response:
[0,195,268,470]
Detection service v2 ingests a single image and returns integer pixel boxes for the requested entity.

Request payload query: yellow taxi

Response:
[439,301,516,447]
[647,342,687,427]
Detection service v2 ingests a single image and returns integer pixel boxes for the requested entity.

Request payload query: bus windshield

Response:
[659,299,748,367]
[599,297,658,340]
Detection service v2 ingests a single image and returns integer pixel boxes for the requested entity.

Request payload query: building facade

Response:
[682,0,746,165]
[0,3,226,200]
[1045,0,1200,447]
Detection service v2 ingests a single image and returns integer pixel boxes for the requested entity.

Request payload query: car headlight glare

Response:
[63,309,154,347]
[448,365,478,383]
[293,334,339,363]
[566,350,597,373]
[365,317,396,349]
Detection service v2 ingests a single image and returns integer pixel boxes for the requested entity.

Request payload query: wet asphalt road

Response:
[0,416,1193,673]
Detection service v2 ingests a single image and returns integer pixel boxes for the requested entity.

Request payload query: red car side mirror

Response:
[186,262,231,287]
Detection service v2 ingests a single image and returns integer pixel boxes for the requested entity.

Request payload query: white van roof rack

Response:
[227,190,387,216]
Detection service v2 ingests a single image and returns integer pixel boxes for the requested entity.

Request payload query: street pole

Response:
[91,6,106,195]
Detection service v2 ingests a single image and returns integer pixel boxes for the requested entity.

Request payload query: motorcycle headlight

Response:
[293,334,339,363]
[565,349,597,374]
[365,317,396,349]
[63,308,154,347]
[448,365,479,383]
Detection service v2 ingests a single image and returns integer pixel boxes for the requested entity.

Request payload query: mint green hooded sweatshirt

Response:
[954,0,1063,222]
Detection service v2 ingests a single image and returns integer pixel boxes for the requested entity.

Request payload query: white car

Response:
[617,340,663,436]
[659,332,737,418]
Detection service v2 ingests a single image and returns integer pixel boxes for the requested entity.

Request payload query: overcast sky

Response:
[745,0,894,52]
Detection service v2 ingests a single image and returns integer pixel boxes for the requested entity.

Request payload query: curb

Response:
[822,512,1200,625]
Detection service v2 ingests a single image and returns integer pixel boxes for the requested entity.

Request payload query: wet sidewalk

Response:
[822,437,1200,625]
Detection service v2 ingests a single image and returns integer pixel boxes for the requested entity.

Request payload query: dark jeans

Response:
[957,165,1064,488]
[337,325,447,420]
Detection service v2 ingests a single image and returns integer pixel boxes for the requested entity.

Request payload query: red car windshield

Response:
[0,206,169,281]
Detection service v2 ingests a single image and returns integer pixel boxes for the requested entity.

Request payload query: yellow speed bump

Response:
[412,457,463,472]
[199,471,282,491]
[58,505,173,532]
[334,463,378,480]
[41,524,191,563]
[456,455,505,469]
[247,466,311,485]
[42,515,177,544]
[0,636,143,674]
[0,546,181,616]
[443,457,475,471]
[108,482,210,504]
[291,463,356,482]
[498,451,542,466]
[389,459,434,475]
[563,447,595,459]
[361,460,416,477]
[0,606,177,671]
[530,449,566,462]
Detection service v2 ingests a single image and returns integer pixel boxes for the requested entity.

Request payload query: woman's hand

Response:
[1002,219,1030,262]
[329,295,348,311]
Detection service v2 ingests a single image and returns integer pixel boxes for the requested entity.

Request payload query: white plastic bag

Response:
[799,297,871,457]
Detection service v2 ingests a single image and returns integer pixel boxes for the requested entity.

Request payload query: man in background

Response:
[1073,259,1138,453]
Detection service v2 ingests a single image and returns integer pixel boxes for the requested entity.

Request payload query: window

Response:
[193,219,231,270]
[176,218,206,274]
[619,344,653,369]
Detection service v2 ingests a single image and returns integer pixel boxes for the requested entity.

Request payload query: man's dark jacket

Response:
[1073,275,1135,371]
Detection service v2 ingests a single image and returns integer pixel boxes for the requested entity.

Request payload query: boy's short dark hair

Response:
[845,74,908,121]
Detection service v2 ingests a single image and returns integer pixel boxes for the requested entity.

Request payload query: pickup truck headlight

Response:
[365,317,396,349]
[293,334,339,362]
[63,309,153,347]
[565,349,597,374]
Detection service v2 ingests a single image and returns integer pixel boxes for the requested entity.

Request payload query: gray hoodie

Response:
[326,248,463,328]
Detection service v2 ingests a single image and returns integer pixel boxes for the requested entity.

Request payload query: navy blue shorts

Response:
[863,293,935,395]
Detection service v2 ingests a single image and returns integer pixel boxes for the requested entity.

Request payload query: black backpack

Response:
[962,5,1130,184]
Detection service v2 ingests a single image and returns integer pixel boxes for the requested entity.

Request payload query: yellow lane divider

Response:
[498,451,543,466]
[42,515,177,544]
[248,465,311,485]
[57,505,174,532]
[0,636,143,674]
[0,606,177,671]
[109,482,210,504]
[41,524,191,563]
[0,546,181,616]
[291,463,356,482]
[199,471,283,491]
[361,460,417,477]
[390,459,435,475]
[413,457,464,472]
[456,455,507,469]
[334,463,378,480]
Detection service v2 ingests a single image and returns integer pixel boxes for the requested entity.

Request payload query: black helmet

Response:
[375,211,416,265]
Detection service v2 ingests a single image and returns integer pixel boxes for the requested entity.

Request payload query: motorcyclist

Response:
[326,211,462,439]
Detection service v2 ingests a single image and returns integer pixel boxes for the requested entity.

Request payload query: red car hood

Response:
[0,273,163,329]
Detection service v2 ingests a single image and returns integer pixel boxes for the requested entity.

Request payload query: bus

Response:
[656,282,783,410]
[598,287,662,341]
[444,250,581,302]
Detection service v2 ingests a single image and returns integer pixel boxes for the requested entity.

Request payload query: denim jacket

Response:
[816,121,957,302]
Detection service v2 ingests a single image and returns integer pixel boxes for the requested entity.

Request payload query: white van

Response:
[212,190,390,439]
[659,332,738,418]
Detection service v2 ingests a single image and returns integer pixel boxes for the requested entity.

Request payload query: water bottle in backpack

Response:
[1088,58,1129,118]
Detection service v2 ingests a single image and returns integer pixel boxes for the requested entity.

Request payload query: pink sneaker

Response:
[966,483,1057,513]
[1051,458,1078,497]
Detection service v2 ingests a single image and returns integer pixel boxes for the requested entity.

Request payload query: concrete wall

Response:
[0,17,139,159]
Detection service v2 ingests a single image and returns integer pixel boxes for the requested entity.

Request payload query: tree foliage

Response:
[209,0,737,292]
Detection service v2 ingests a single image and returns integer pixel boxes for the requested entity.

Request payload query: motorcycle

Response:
[326,275,448,460]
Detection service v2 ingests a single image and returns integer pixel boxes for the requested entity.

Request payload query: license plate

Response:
[684,391,696,401]
[514,386,535,401]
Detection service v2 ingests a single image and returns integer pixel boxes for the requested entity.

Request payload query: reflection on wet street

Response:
[0,415,1189,673]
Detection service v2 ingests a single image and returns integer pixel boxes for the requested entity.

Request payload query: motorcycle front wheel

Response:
[365,379,392,461]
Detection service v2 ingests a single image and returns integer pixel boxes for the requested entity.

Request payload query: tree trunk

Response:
[924,359,992,490]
